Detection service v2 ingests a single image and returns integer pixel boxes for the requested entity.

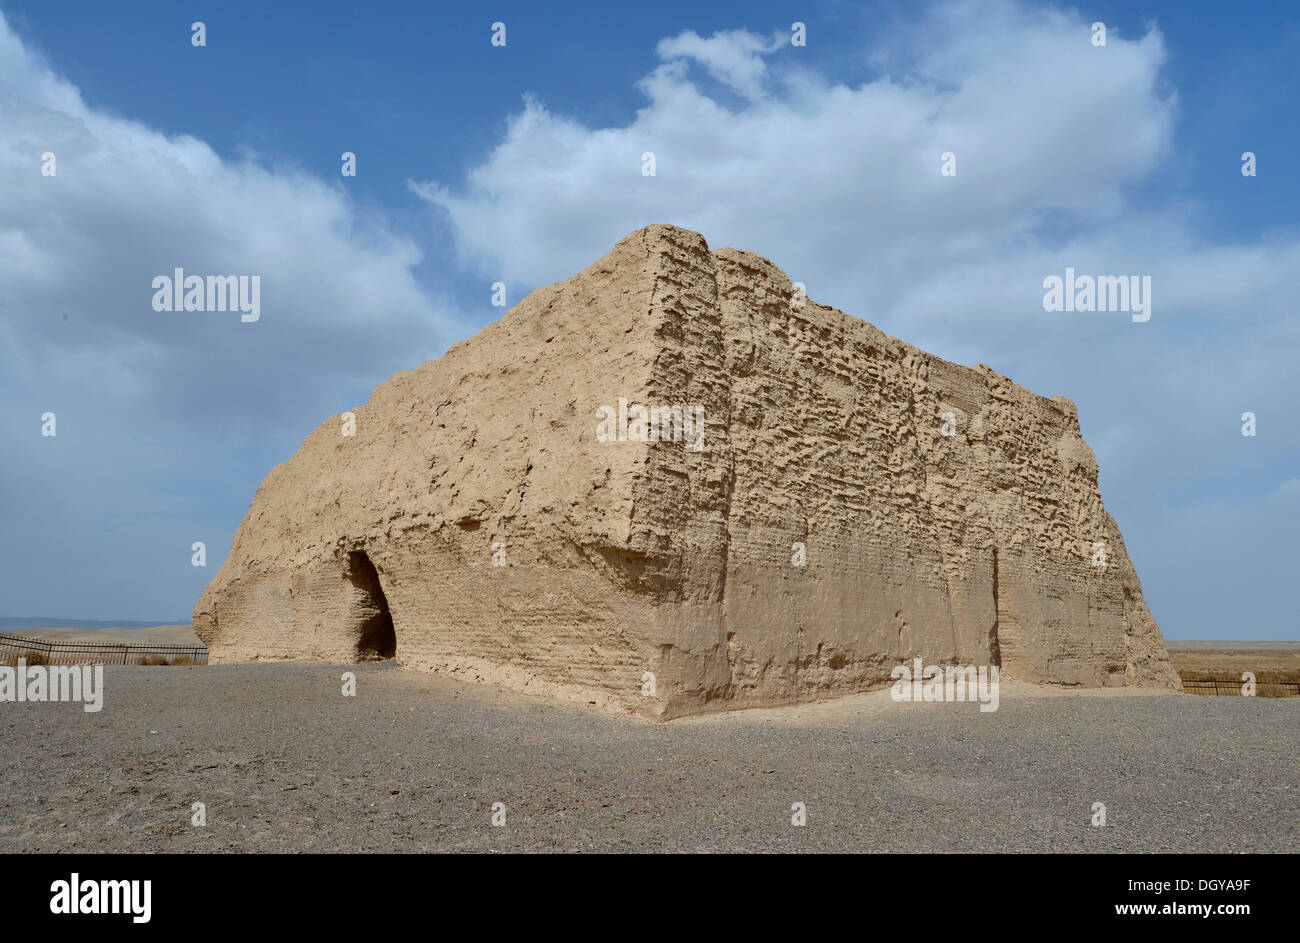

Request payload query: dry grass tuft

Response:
[3,651,49,667]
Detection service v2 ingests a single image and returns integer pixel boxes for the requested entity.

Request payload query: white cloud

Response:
[1,1,1293,638]
[414,0,1299,639]
[416,3,1177,290]
[0,11,463,617]
[0,13,460,426]
[655,29,784,100]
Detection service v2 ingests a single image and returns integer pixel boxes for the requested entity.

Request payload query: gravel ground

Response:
[2,663,1296,853]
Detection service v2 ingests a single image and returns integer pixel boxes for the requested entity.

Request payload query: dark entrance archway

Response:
[346,550,395,660]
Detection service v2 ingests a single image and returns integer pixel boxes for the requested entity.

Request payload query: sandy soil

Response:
[1169,649,1300,674]
[2,663,1295,853]
[1166,640,1300,651]
[5,625,201,646]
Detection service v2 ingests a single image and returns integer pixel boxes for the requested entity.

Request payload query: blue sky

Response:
[1,0,1296,639]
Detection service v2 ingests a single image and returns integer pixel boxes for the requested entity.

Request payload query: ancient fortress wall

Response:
[195,224,1180,718]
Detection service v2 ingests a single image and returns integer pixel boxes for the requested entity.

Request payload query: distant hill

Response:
[1166,639,1300,651]
[0,616,189,631]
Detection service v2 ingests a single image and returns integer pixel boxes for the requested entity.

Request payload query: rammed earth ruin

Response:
[195,224,1181,719]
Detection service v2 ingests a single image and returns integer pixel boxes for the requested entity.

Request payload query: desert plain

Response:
[2,629,1296,853]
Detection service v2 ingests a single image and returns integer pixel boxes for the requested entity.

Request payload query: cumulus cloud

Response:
[3,1,1293,637]
[415,0,1298,638]
[654,29,784,100]
[0,12,462,617]
[416,3,1174,285]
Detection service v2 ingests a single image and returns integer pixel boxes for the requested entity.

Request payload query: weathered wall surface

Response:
[196,224,1180,719]
[194,228,675,711]
[630,230,1178,717]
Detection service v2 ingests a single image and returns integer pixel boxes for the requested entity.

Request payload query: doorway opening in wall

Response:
[347,550,395,660]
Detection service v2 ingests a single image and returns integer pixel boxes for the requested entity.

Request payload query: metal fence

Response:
[1180,676,1300,697]
[0,632,208,666]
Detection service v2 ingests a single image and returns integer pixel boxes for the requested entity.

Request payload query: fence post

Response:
[0,632,208,666]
